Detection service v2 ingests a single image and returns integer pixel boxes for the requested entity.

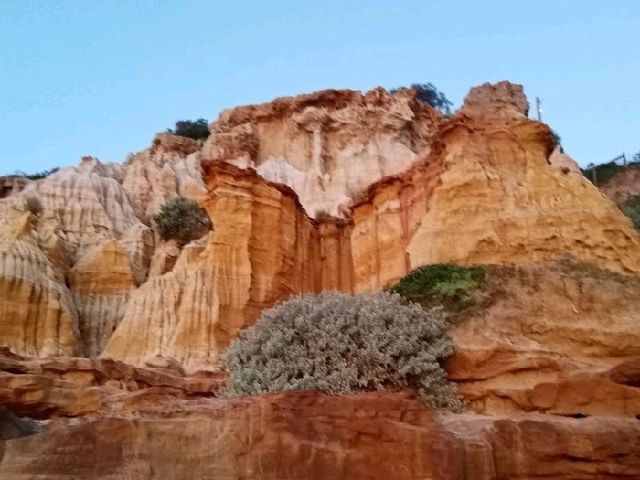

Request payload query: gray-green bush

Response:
[225,291,462,411]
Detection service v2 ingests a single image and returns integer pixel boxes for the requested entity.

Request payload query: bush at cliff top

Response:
[167,118,209,140]
[390,82,452,115]
[224,291,462,411]
[153,196,211,245]
[391,264,485,313]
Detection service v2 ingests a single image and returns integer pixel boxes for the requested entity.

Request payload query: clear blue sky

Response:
[1,1,639,174]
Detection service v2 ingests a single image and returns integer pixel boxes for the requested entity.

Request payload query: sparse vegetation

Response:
[167,119,210,140]
[390,82,453,115]
[581,151,640,186]
[551,130,562,150]
[621,195,640,230]
[153,196,211,245]
[391,264,485,313]
[14,167,59,180]
[225,291,462,411]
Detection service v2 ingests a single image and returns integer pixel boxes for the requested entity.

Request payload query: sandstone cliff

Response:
[201,88,442,218]
[2,80,640,478]
[0,136,206,359]
[5,80,636,370]
[1,350,638,479]
[106,82,640,369]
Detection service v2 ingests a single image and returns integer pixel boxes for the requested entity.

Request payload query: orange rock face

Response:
[103,82,640,371]
[1,358,639,480]
[446,259,640,418]
[2,81,640,478]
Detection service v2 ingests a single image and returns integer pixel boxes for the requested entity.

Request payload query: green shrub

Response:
[391,264,485,312]
[153,196,211,245]
[225,291,462,411]
[167,118,209,140]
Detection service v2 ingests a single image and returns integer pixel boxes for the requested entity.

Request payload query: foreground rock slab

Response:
[2,388,639,479]
[0,391,463,480]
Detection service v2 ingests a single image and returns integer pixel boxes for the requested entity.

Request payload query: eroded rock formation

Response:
[0,135,205,359]
[1,80,640,478]
[446,258,640,417]
[201,88,442,218]
[1,351,638,479]
[100,81,640,371]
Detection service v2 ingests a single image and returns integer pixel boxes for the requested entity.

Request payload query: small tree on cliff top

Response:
[390,82,453,115]
[167,118,210,140]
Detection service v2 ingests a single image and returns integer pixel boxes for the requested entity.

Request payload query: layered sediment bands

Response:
[68,239,136,356]
[0,391,464,480]
[407,90,640,273]
[0,349,223,419]
[122,133,206,222]
[0,135,207,361]
[202,88,443,217]
[103,238,218,370]
[444,414,640,479]
[201,163,323,345]
[20,158,143,262]
[1,384,638,479]
[446,259,640,416]
[0,239,78,357]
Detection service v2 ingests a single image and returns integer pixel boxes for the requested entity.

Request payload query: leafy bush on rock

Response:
[391,264,485,313]
[167,118,210,140]
[225,291,462,411]
[390,82,453,115]
[153,196,211,245]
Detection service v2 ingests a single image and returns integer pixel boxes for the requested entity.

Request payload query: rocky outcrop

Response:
[446,258,640,417]
[0,389,462,480]
[444,414,640,479]
[1,365,638,480]
[406,88,640,273]
[0,208,78,357]
[0,175,27,199]
[0,349,223,419]
[68,239,136,356]
[0,135,207,361]
[202,88,443,218]
[102,236,218,370]
[123,133,206,222]
[103,82,640,370]
[0,238,78,357]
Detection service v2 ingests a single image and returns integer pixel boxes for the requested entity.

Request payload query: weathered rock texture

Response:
[103,82,640,371]
[2,80,640,478]
[444,414,640,479]
[104,240,218,371]
[68,239,136,357]
[202,88,442,218]
[0,136,206,359]
[446,258,640,418]
[0,175,27,199]
[123,133,206,222]
[1,357,638,480]
[0,348,223,419]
